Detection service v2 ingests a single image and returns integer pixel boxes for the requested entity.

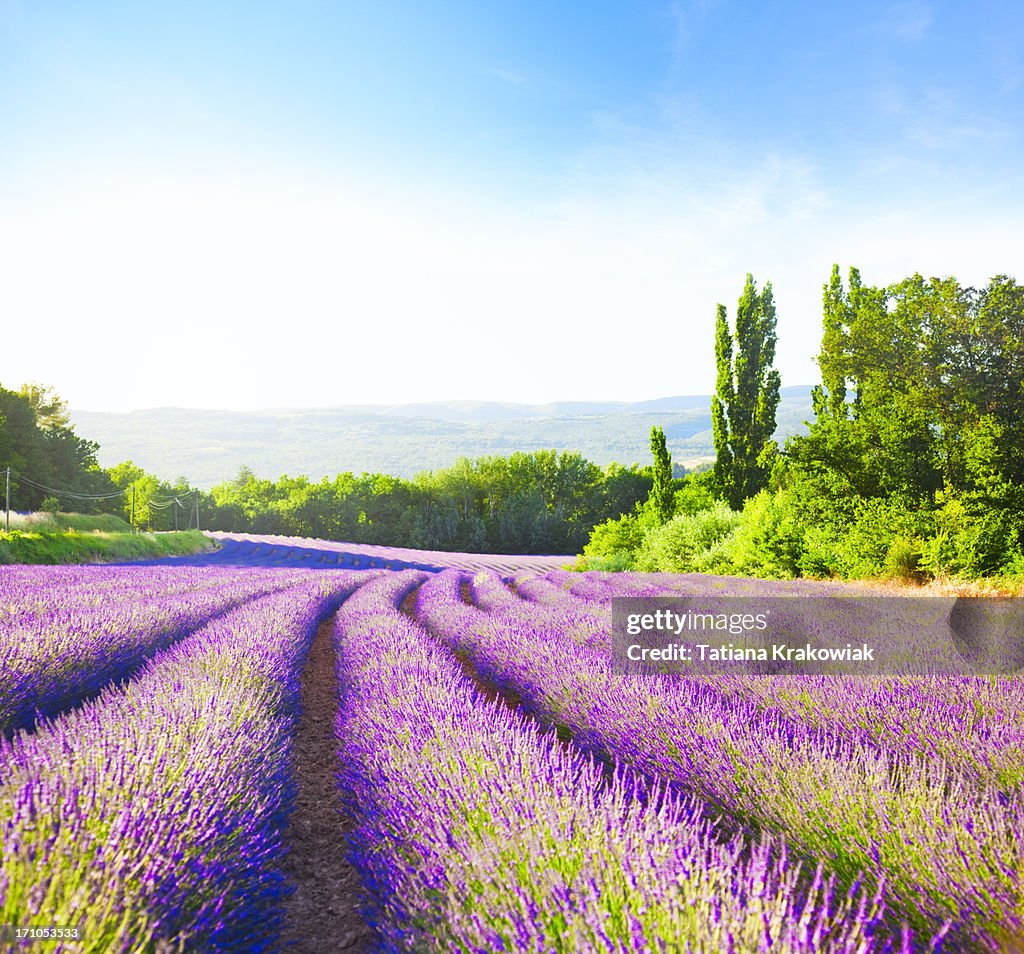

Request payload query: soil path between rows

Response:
[280,619,376,953]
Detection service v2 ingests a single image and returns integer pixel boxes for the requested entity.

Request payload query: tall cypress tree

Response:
[711,273,781,509]
[648,425,674,524]
[812,264,851,420]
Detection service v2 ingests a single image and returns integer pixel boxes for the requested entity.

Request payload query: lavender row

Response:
[0,572,361,952]
[726,672,1024,789]
[486,570,1024,787]
[524,568,667,602]
[528,568,876,601]
[420,569,1014,948]
[333,571,905,952]
[511,572,605,613]
[493,570,859,648]
[0,565,320,734]
[509,568,806,609]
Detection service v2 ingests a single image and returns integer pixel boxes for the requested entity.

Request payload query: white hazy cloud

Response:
[0,146,1018,412]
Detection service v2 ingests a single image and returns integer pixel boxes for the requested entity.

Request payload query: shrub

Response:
[719,489,804,579]
[920,494,1024,578]
[634,501,740,573]
[882,534,925,582]
[571,550,634,572]
[798,524,844,578]
[582,513,643,561]
[690,528,741,574]
[673,471,716,515]
[831,497,933,579]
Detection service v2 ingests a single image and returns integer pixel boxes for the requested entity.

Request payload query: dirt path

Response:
[280,620,376,952]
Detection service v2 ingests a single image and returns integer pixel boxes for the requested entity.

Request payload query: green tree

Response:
[812,264,852,420]
[18,384,71,431]
[796,268,954,505]
[648,425,674,524]
[711,273,781,509]
[601,462,652,518]
[107,461,161,529]
[0,382,116,513]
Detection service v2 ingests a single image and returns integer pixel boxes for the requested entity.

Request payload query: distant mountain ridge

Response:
[362,394,720,421]
[72,386,815,489]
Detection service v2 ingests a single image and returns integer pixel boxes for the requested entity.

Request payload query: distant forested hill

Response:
[72,386,813,488]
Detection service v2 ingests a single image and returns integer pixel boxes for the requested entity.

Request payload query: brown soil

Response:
[399,587,419,617]
[401,579,527,722]
[280,620,377,953]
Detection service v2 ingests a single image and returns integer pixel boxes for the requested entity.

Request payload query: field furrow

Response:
[0,572,361,953]
[418,568,1020,948]
[334,571,904,952]
[484,569,1024,785]
[0,565,320,735]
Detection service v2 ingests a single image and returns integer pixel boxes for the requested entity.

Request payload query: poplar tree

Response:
[648,425,674,524]
[711,273,781,509]
[812,264,852,419]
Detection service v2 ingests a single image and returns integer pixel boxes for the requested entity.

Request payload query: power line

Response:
[14,474,128,501]
[3,469,201,533]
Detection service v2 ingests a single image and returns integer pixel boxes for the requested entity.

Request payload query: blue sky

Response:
[1,1,1021,410]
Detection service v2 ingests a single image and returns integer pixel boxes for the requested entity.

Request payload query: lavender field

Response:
[1,533,1020,952]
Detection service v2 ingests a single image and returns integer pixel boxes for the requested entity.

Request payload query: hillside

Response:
[73,386,814,488]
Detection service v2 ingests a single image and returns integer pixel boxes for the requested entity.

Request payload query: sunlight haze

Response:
[1,1,1020,411]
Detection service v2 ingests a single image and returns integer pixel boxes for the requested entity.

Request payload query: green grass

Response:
[0,528,214,565]
[4,511,134,533]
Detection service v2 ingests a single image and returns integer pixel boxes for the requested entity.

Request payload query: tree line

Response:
[9,263,1021,579]
[583,267,1024,581]
[203,452,652,553]
[0,396,653,554]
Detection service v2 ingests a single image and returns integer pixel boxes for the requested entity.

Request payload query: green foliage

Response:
[578,471,720,574]
[200,450,645,556]
[711,274,782,509]
[600,462,653,517]
[581,515,642,564]
[919,494,1024,578]
[107,461,162,530]
[0,382,116,514]
[883,535,925,582]
[718,489,805,579]
[409,450,606,553]
[772,267,1024,583]
[634,501,740,573]
[795,268,1024,507]
[0,529,211,565]
[647,426,675,524]
[673,470,716,515]
[826,497,933,580]
[570,548,635,572]
[6,511,133,533]
[598,267,1024,585]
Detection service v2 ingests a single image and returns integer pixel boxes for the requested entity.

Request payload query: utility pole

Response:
[174,498,179,532]
[130,486,136,533]
[194,489,201,532]
[4,467,10,533]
